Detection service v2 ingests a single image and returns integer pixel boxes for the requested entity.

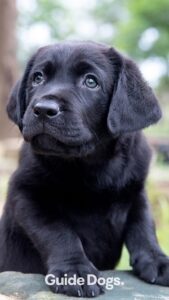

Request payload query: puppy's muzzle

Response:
[33,100,60,119]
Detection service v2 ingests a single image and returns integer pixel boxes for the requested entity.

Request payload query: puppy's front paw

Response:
[46,264,104,297]
[132,253,169,286]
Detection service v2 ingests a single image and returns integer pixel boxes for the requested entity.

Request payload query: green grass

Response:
[117,247,130,270]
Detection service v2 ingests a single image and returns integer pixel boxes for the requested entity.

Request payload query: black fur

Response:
[1,41,169,297]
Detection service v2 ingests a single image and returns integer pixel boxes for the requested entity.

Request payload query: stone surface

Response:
[0,271,169,300]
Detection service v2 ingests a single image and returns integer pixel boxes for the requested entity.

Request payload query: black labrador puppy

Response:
[0,41,169,297]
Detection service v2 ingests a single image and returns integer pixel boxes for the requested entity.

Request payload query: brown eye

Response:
[84,75,98,89]
[32,72,44,86]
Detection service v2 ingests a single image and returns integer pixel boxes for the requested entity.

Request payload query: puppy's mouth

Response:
[31,134,96,158]
[22,120,96,157]
[33,133,88,148]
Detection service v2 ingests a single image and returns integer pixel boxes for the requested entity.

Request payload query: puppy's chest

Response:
[35,186,129,269]
[68,203,128,269]
[35,183,129,218]
[37,184,115,213]
[36,184,129,236]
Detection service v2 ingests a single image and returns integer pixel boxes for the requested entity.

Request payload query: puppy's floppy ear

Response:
[7,54,37,131]
[107,51,162,135]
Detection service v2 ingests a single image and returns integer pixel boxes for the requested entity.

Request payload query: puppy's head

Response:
[7,41,161,158]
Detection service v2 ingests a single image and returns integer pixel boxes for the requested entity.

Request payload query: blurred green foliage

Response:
[19,0,73,39]
[93,0,169,56]
[93,0,169,88]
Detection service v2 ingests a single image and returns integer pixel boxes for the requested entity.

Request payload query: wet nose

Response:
[33,100,60,118]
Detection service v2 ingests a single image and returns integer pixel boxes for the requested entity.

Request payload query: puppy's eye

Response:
[32,72,44,86]
[84,75,98,89]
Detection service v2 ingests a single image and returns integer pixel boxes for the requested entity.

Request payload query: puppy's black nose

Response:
[33,101,60,118]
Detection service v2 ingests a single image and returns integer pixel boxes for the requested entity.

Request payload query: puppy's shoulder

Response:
[132,131,152,161]
[122,131,152,184]
[10,142,43,188]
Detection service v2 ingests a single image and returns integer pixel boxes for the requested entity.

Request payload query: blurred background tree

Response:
[0,0,168,269]
[0,0,18,139]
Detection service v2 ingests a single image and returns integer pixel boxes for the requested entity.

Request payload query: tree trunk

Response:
[0,0,19,139]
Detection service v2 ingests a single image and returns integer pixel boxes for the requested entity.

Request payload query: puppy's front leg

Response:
[125,190,169,286]
[15,198,103,297]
